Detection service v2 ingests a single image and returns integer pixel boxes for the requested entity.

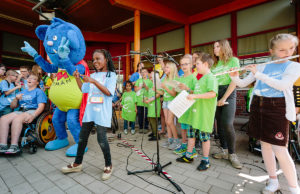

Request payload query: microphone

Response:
[130,50,148,55]
[164,52,179,66]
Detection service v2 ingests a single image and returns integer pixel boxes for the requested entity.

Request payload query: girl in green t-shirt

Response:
[121,81,137,135]
[134,68,152,133]
[211,39,242,169]
[144,71,162,141]
[161,62,180,150]
[174,54,197,156]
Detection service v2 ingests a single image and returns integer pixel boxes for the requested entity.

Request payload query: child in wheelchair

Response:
[0,73,47,154]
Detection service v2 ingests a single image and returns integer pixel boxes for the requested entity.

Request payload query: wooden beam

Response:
[2,0,34,10]
[0,24,36,39]
[189,0,269,24]
[109,0,188,24]
[82,31,130,43]
[66,0,91,14]
[129,23,182,41]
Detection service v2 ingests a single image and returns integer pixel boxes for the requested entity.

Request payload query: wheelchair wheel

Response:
[35,111,56,146]
[29,144,37,154]
[289,122,300,163]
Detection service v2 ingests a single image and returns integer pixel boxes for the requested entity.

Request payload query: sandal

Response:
[102,165,113,181]
[61,162,82,173]
[159,131,166,135]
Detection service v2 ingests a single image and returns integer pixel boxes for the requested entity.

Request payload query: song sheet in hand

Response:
[168,90,195,118]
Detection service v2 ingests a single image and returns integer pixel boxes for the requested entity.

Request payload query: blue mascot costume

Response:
[21,18,89,156]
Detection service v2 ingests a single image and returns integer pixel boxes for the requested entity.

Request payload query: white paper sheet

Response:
[168,90,195,118]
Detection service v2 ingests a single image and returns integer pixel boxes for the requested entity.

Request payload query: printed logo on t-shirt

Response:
[275,132,284,140]
[93,107,101,112]
[194,83,201,93]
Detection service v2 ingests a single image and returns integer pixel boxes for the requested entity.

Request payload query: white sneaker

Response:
[289,186,300,194]
[262,179,280,194]
[102,166,113,181]
[168,140,181,150]
[124,129,128,135]
[61,163,82,173]
[161,140,170,148]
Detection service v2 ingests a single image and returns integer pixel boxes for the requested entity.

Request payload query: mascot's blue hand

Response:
[21,41,38,58]
[58,37,70,59]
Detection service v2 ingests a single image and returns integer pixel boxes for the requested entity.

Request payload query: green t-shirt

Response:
[121,91,137,122]
[135,78,153,107]
[211,57,240,86]
[178,74,197,124]
[190,73,218,132]
[161,77,177,102]
[147,88,161,118]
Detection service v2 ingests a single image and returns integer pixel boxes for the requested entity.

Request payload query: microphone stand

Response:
[127,50,183,192]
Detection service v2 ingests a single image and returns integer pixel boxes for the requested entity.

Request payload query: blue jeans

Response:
[124,120,135,130]
[137,106,149,129]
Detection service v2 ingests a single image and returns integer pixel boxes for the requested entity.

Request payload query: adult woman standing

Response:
[211,39,242,169]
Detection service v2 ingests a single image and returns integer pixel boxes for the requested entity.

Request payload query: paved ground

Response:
[0,117,299,194]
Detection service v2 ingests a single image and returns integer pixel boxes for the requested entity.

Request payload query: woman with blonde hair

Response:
[211,39,242,169]
[161,61,180,150]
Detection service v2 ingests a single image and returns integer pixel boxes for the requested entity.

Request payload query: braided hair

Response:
[93,49,116,77]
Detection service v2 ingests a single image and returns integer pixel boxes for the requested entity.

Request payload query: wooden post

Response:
[38,40,45,58]
[231,12,238,56]
[297,2,300,60]
[184,24,190,54]
[126,42,130,80]
[134,9,140,72]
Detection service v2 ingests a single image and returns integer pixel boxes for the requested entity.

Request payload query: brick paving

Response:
[0,117,299,194]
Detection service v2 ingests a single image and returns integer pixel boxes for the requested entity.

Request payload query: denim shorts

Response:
[162,101,171,109]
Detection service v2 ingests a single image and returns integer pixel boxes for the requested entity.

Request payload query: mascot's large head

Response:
[35,17,85,65]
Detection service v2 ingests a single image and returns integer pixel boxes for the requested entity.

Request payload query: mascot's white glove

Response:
[21,41,38,58]
[58,37,70,59]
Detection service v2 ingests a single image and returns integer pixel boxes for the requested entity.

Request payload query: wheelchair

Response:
[20,111,56,154]
[289,118,300,163]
